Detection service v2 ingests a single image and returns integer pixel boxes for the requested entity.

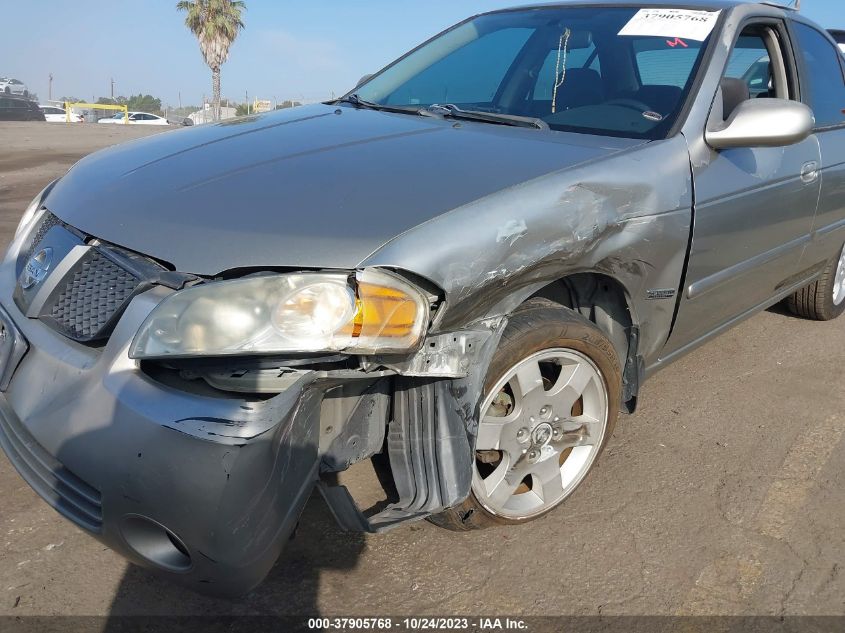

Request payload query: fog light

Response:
[121,515,192,573]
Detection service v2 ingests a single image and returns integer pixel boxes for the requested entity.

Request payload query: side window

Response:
[725,35,773,98]
[792,22,845,128]
[383,28,532,106]
[634,40,705,88]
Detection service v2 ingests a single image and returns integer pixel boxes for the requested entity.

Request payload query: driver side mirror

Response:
[706,98,815,149]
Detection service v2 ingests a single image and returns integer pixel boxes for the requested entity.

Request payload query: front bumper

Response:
[0,250,490,595]
[0,283,344,595]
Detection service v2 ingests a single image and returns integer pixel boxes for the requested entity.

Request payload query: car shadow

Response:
[104,491,366,619]
[766,298,794,317]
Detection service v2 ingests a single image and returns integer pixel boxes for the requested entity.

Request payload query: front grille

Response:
[46,251,141,341]
[17,212,62,277]
[0,400,103,532]
[26,213,61,259]
[17,211,172,344]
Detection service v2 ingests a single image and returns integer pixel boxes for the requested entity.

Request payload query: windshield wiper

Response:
[427,104,549,130]
[335,94,432,117]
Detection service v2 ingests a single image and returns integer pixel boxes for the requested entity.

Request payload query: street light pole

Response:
[48,73,53,101]
[110,78,115,100]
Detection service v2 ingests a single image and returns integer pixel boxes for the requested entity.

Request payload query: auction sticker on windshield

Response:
[618,9,721,42]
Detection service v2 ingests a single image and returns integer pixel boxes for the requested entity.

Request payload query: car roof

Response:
[493,0,772,12]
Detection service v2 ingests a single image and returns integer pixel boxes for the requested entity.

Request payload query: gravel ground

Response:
[1,121,844,619]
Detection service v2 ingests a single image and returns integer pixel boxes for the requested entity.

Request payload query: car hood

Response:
[46,104,646,275]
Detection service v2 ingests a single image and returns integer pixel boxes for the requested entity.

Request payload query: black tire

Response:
[428,298,621,531]
[786,245,845,321]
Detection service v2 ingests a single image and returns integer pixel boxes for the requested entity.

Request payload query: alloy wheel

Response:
[472,348,609,519]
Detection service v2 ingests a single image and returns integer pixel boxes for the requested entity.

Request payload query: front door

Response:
[664,20,821,354]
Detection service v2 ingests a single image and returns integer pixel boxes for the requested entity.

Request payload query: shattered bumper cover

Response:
[0,285,333,595]
[0,256,498,595]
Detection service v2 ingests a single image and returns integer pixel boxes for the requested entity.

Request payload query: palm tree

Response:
[177,0,246,122]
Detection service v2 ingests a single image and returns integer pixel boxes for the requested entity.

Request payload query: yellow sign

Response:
[253,99,273,113]
[65,102,128,123]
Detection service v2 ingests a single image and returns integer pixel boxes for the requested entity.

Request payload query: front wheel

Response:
[786,242,845,321]
[429,299,621,531]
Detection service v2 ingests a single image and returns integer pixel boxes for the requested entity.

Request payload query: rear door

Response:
[791,22,845,281]
[665,19,822,352]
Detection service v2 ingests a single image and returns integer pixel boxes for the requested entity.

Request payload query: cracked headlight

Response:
[130,269,429,359]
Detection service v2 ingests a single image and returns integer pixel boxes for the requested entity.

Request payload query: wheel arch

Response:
[522,272,641,411]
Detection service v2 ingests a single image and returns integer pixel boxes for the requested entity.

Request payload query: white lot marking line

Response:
[677,414,844,615]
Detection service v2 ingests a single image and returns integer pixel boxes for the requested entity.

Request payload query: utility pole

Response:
[110,77,115,100]
[178,91,182,110]
[245,90,249,115]
[48,73,53,101]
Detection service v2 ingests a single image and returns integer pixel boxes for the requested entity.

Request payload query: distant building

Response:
[189,103,237,125]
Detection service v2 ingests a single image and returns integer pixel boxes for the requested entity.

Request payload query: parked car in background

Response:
[3,0,845,598]
[98,111,169,126]
[0,95,44,121]
[829,29,845,53]
[39,105,83,123]
[0,78,28,97]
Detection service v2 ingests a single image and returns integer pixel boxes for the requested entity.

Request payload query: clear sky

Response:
[1,1,841,108]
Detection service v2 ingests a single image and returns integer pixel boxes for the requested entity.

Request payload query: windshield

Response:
[353,7,718,139]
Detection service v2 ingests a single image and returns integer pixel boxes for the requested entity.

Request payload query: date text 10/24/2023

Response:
[306,617,529,631]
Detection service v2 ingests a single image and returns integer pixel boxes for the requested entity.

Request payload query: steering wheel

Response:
[604,98,652,113]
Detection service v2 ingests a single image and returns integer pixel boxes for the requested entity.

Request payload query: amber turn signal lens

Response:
[353,282,420,339]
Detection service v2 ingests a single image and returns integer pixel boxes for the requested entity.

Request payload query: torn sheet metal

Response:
[364,318,504,378]
[363,136,694,365]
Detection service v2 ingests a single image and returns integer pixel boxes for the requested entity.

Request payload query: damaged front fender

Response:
[362,136,694,367]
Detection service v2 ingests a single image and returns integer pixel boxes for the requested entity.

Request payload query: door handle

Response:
[801,161,819,184]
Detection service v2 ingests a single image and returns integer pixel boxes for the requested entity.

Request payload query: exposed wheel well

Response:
[529,273,640,411]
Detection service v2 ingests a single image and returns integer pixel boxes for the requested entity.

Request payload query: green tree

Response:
[127,94,163,114]
[177,0,246,122]
[97,95,162,115]
[235,102,250,116]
